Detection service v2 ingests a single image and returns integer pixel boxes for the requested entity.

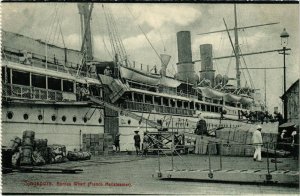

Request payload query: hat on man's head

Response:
[257,125,262,130]
[134,127,140,133]
[282,129,287,133]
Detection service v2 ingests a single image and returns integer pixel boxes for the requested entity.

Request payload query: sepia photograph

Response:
[1,1,299,195]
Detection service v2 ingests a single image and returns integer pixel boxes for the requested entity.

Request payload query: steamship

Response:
[2,4,266,152]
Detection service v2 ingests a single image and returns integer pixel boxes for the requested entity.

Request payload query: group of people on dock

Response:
[252,124,299,161]
[278,126,299,159]
[133,129,150,156]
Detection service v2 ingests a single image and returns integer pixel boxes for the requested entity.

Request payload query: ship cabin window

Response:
[163,97,169,106]
[134,93,143,103]
[207,105,211,112]
[170,99,176,107]
[190,102,194,110]
[48,77,61,91]
[213,99,219,104]
[32,74,46,89]
[195,103,200,110]
[154,96,161,105]
[183,102,188,109]
[177,101,182,108]
[63,80,73,93]
[38,114,43,121]
[7,111,13,119]
[1,67,11,84]
[12,70,30,86]
[211,106,214,112]
[145,95,153,104]
[201,104,206,111]
[23,113,29,120]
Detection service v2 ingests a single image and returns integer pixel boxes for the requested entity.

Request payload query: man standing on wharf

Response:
[134,128,141,155]
[252,125,263,162]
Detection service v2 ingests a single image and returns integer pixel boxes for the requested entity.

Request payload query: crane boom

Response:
[193,48,291,63]
[198,22,279,35]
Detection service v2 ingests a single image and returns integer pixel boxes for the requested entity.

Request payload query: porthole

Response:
[51,115,56,121]
[38,114,43,121]
[62,115,67,122]
[138,120,142,125]
[98,118,102,124]
[7,111,13,119]
[128,119,131,125]
[83,117,88,123]
[23,113,29,120]
[73,116,77,122]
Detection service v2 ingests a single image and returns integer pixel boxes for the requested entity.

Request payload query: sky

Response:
[2,3,299,112]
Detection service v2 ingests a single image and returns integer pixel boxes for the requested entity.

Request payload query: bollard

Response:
[266,142,270,174]
[158,150,161,172]
[219,141,222,170]
[208,142,211,172]
[274,142,278,171]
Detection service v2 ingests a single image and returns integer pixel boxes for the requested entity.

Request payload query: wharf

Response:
[156,169,299,185]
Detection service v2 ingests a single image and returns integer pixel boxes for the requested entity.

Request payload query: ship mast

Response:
[233,4,241,88]
[78,3,94,61]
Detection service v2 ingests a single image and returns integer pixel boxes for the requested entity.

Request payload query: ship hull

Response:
[2,101,105,151]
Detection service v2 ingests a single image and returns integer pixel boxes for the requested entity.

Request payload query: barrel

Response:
[9,137,22,152]
[23,130,35,139]
[20,146,33,165]
[22,130,35,147]
[34,139,48,148]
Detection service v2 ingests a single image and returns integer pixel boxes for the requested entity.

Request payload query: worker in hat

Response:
[133,128,141,155]
[104,66,112,76]
[291,126,299,160]
[252,125,263,162]
[280,129,288,151]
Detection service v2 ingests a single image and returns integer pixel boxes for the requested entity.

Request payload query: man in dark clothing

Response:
[114,134,120,152]
[195,114,207,136]
[134,130,141,155]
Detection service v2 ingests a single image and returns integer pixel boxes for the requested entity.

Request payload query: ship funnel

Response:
[199,44,215,87]
[175,31,199,84]
[160,54,171,76]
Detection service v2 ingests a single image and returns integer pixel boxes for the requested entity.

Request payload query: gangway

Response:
[89,96,163,129]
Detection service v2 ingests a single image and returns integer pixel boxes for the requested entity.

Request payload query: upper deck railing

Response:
[2,46,97,78]
[2,83,76,102]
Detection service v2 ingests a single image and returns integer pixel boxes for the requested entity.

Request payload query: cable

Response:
[126,5,161,61]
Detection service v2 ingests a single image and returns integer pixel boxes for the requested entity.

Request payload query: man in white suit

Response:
[252,125,263,162]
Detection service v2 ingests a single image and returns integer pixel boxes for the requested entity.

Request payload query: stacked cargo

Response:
[82,133,106,155]
[32,139,48,165]
[20,130,35,165]
[215,125,278,156]
[48,144,67,163]
[104,133,114,155]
